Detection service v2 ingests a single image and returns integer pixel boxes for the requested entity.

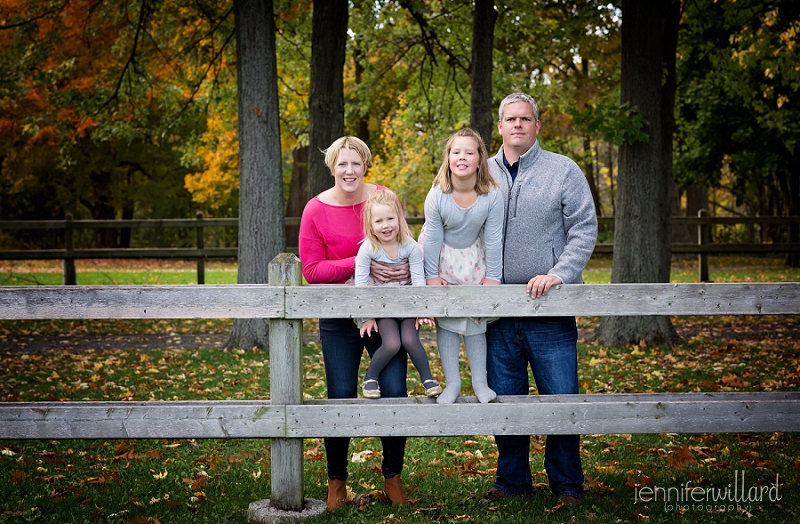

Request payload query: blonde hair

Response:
[432,128,497,195]
[323,136,372,173]
[362,190,411,252]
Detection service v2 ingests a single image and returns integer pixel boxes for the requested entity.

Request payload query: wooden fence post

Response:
[698,209,710,282]
[63,213,76,285]
[195,212,205,285]
[268,253,304,511]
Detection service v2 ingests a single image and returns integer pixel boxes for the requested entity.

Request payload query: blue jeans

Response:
[486,316,584,499]
[318,318,408,480]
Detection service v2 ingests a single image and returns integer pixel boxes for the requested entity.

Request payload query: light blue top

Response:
[422,186,504,281]
[354,238,425,325]
[354,238,425,287]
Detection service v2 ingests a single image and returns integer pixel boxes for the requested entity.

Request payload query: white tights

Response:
[435,328,496,404]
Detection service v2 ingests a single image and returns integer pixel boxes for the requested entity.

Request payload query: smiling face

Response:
[369,203,399,245]
[448,136,481,183]
[497,100,541,161]
[333,147,367,196]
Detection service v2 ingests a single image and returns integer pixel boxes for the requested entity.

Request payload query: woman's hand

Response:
[415,317,435,330]
[360,319,378,337]
[370,259,410,284]
[481,278,500,285]
[426,277,447,286]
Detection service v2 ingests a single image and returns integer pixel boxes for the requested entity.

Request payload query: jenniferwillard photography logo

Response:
[634,470,782,513]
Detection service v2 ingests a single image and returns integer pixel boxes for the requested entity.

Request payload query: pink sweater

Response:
[299,186,388,284]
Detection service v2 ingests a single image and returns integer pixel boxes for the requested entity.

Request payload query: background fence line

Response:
[2,214,800,285]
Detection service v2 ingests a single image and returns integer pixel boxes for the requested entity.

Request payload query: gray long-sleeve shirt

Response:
[354,238,426,287]
[422,186,504,282]
[488,141,597,285]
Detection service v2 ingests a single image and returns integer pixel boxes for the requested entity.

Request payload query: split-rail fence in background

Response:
[1,214,799,284]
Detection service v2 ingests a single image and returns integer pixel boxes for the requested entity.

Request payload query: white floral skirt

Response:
[435,233,496,335]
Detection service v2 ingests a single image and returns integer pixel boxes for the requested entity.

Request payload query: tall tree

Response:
[306,0,348,200]
[596,0,682,347]
[226,0,285,351]
[470,0,497,146]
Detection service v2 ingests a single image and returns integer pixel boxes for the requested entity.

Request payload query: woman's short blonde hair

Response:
[432,128,497,195]
[323,136,373,174]
[362,189,411,252]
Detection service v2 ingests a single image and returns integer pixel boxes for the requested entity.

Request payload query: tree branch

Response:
[98,0,152,112]
[0,0,70,30]
[398,0,469,74]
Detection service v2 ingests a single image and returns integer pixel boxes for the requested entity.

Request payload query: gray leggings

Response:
[364,318,434,384]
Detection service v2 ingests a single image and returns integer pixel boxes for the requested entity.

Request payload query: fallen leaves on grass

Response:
[1,296,798,522]
[666,445,697,470]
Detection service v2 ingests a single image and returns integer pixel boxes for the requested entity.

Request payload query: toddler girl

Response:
[423,128,504,404]
[355,190,442,399]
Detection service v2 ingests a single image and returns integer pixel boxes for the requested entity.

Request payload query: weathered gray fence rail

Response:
[2,281,797,319]
[1,253,799,514]
[2,215,799,284]
[3,393,799,440]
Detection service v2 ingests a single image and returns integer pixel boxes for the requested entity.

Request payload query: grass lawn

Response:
[1,255,799,523]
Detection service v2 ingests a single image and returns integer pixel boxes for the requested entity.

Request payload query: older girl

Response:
[423,128,504,404]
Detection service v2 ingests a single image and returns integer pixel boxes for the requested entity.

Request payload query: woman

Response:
[298,136,410,510]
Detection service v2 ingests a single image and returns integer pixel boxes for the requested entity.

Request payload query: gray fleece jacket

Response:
[488,141,597,285]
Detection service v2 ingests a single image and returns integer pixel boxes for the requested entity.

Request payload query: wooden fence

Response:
[1,253,799,514]
[1,214,799,284]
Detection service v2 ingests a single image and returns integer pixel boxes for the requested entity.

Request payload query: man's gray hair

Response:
[498,93,539,121]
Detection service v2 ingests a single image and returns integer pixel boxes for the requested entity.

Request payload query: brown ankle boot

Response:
[326,478,347,510]
[383,474,408,505]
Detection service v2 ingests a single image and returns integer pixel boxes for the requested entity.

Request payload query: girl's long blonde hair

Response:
[362,190,411,252]
[432,128,497,195]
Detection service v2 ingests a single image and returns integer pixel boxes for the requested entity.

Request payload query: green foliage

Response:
[569,102,649,146]
[675,0,800,216]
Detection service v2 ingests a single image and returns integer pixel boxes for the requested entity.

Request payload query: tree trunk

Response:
[307,0,348,200]
[597,0,682,347]
[120,205,134,248]
[670,184,692,243]
[226,0,285,351]
[583,137,603,217]
[286,146,309,249]
[353,45,370,143]
[119,167,135,249]
[783,166,800,267]
[670,183,709,243]
[607,142,616,216]
[685,184,709,219]
[469,0,497,148]
[86,170,118,248]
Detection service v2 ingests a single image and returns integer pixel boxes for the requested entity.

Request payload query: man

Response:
[486,92,597,505]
